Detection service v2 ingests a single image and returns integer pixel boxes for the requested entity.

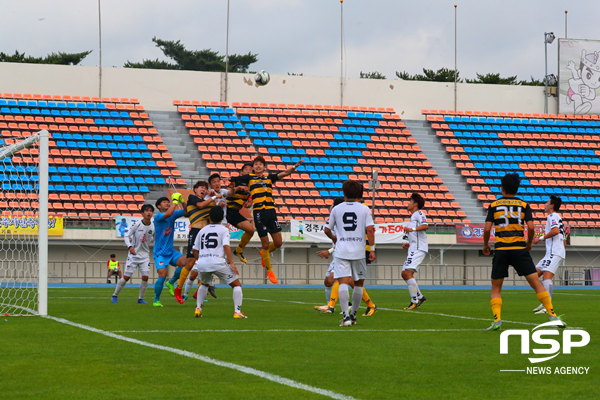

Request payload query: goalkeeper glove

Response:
[171,192,183,204]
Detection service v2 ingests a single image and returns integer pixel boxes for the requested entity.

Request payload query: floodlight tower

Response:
[544,32,556,114]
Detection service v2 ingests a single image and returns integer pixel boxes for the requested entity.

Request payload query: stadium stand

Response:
[0,93,186,220]
[423,109,600,227]
[176,101,468,224]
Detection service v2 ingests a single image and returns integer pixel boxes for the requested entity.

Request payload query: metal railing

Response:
[44,261,600,287]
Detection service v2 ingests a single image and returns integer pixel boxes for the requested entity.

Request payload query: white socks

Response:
[184,278,194,297]
[138,280,148,299]
[543,279,553,298]
[113,278,127,296]
[196,285,209,309]
[233,286,243,313]
[325,286,332,303]
[339,283,350,318]
[351,286,363,317]
[407,278,422,304]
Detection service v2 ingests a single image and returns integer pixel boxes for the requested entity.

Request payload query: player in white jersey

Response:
[532,196,566,314]
[209,173,231,226]
[402,193,429,310]
[324,180,375,327]
[184,206,246,319]
[111,204,155,304]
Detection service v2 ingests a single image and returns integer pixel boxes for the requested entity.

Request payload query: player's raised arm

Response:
[277,159,304,180]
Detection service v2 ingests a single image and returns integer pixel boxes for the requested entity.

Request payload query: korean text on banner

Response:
[0,215,63,236]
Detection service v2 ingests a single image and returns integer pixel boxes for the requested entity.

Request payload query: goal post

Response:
[0,130,48,316]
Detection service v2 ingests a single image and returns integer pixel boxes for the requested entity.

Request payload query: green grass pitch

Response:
[1,287,598,399]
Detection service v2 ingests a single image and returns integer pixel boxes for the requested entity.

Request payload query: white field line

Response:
[43,315,358,400]
[113,328,484,333]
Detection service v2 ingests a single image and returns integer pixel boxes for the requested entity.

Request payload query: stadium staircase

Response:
[423,109,600,227]
[403,119,486,223]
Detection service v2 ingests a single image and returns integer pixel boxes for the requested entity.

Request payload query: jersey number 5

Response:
[342,212,358,231]
[201,232,219,249]
[497,206,522,227]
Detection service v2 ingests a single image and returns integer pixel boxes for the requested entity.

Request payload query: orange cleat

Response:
[266,270,278,284]
[259,250,266,268]
[174,287,184,304]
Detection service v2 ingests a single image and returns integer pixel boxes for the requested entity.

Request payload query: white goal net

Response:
[0,130,48,316]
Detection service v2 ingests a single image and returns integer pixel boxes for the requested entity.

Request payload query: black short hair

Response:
[208,173,221,185]
[253,155,266,167]
[155,197,169,208]
[410,193,425,210]
[209,206,224,224]
[141,204,154,213]
[342,180,363,199]
[333,197,345,207]
[241,163,253,172]
[110,254,116,258]
[549,195,562,212]
[501,172,521,195]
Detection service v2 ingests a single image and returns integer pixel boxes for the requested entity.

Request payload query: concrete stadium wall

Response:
[0,63,557,119]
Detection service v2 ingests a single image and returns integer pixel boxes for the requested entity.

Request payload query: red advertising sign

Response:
[456,224,571,245]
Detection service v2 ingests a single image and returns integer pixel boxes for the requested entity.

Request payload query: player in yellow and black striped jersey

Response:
[226,163,254,264]
[232,155,303,283]
[482,172,565,330]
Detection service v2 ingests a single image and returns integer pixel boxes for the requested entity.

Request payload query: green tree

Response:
[396,67,461,82]
[518,76,547,86]
[360,71,386,79]
[466,72,518,85]
[124,37,258,72]
[0,50,92,65]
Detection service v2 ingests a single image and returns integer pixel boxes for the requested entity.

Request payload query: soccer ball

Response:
[254,70,270,86]
[113,267,119,272]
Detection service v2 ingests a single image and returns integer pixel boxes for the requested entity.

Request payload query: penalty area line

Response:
[42,315,358,400]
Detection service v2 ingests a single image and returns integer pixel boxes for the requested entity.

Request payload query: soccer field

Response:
[1,287,598,400]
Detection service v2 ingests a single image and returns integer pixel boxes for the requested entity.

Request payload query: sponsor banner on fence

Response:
[0,215,63,236]
[290,219,408,244]
[456,223,571,245]
[115,215,243,240]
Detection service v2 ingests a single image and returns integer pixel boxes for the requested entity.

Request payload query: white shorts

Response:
[402,250,427,272]
[536,254,563,275]
[333,258,367,281]
[124,256,151,277]
[193,262,239,285]
[325,258,336,278]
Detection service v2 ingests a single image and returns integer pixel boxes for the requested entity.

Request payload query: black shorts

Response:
[491,248,537,280]
[254,208,282,238]
[187,227,201,258]
[227,208,247,227]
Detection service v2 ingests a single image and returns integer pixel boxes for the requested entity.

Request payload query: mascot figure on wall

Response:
[566,49,600,114]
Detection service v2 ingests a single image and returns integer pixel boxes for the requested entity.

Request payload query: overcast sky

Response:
[0,1,596,81]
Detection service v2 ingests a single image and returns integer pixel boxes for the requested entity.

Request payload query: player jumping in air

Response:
[152,193,187,307]
[324,180,376,327]
[532,196,566,314]
[402,193,429,310]
[483,173,566,330]
[187,206,247,319]
[227,163,254,264]
[232,156,303,284]
[174,181,222,303]
[314,197,378,316]
[111,204,155,304]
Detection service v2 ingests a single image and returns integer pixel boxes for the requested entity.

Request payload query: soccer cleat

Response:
[549,315,567,328]
[486,321,502,331]
[182,294,188,302]
[195,307,202,318]
[340,317,352,327]
[266,270,278,284]
[234,311,248,319]
[193,287,199,300]
[350,314,357,325]
[314,305,334,314]
[106,280,111,284]
[259,250,266,268]
[153,301,163,307]
[208,285,217,299]
[165,281,175,296]
[234,249,248,264]
[137,299,147,304]
[362,305,378,317]
[533,304,545,313]
[174,287,184,304]
[111,295,118,303]
[404,302,418,310]
[534,308,548,315]
[417,296,427,307]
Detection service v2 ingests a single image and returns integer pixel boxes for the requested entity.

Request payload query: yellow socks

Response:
[268,242,277,252]
[362,288,375,308]
[491,298,502,322]
[236,231,253,254]
[328,281,340,308]
[261,249,273,273]
[537,291,557,317]
[177,267,190,289]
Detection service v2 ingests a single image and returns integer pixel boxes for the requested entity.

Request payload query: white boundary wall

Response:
[0,63,556,119]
